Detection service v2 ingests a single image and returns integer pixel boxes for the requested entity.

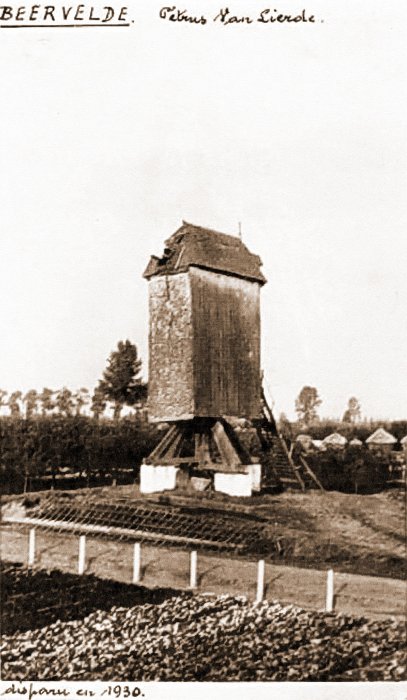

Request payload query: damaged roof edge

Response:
[143,221,267,285]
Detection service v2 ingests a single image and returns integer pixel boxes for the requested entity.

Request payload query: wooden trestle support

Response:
[146,417,252,474]
[144,389,324,493]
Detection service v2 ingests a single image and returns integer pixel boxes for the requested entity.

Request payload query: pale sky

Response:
[1,0,406,420]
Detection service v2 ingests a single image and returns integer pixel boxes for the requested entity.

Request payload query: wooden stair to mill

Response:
[254,389,324,492]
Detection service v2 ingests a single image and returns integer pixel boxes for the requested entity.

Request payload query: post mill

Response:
[142,221,322,496]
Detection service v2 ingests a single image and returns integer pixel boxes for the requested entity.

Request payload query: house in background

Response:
[322,433,348,450]
[366,428,397,455]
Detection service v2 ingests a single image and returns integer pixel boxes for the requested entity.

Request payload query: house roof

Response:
[366,428,397,444]
[311,439,326,450]
[349,438,363,446]
[400,436,407,446]
[143,221,267,284]
[322,432,348,447]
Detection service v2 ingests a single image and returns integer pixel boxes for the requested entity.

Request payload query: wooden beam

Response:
[195,432,212,468]
[147,424,179,461]
[211,421,242,470]
[148,456,198,466]
[300,456,325,491]
[165,428,185,459]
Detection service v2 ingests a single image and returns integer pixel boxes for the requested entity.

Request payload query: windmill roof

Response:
[366,428,397,444]
[322,432,348,446]
[143,221,266,284]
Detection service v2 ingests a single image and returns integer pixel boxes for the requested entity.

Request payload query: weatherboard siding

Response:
[190,268,262,419]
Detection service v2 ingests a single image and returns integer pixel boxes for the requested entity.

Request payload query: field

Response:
[1,485,405,682]
[1,563,405,682]
[1,483,405,625]
[2,484,405,579]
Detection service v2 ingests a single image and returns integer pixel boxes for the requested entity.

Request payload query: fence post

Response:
[256,559,265,603]
[78,535,86,575]
[133,542,141,584]
[190,550,198,589]
[28,528,36,567]
[326,568,334,612]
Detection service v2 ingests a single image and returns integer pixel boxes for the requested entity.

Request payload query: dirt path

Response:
[2,525,405,620]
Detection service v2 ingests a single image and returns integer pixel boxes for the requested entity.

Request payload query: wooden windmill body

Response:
[141,221,267,496]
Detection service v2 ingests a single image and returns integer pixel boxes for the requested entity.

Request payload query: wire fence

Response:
[3,494,284,556]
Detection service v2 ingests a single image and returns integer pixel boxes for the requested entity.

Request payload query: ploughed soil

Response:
[1,483,405,580]
[157,485,406,580]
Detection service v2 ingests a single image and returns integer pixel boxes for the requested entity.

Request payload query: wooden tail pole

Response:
[256,559,265,603]
[133,542,141,584]
[190,550,198,589]
[78,534,86,575]
[28,528,36,567]
[326,569,334,612]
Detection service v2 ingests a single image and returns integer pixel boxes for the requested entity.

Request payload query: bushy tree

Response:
[342,397,362,423]
[295,386,322,426]
[98,340,147,421]
[39,388,55,416]
[74,388,90,416]
[55,387,75,417]
[8,391,22,417]
[0,389,8,412]
[90,387,107,420]
[23,390,39,419]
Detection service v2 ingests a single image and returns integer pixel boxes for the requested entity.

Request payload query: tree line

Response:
[2,347,361,426]
[0,340,147,421]
[0,415,159,494]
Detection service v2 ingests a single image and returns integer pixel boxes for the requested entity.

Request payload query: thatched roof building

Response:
[322,432,348,448]
[366,428,397,445]
[295,434,313,449]
[311,439,326,451]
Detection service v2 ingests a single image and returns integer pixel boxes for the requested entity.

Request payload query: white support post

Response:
[190,550,198,589]
[28,528,36,567]
[256,559,265,603]
[133,542,141,584]
[326,568,334,612]
[78,535,86,575]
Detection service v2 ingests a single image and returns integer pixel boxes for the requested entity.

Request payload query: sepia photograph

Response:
[1,0,406,692]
